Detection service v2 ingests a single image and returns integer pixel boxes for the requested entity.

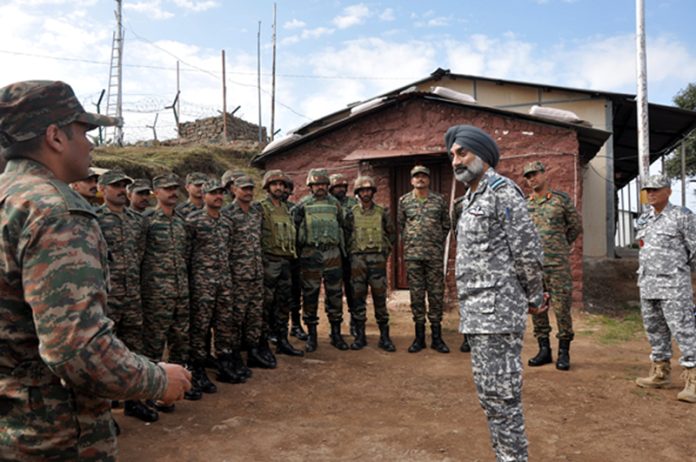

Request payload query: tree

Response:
[664,83,696,178]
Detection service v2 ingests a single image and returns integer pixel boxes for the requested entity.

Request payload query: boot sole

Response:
[635,381,671,389]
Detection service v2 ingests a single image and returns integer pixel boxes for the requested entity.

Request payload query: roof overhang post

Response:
[605,99,616,258]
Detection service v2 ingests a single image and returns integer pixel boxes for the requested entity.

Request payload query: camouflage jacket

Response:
[142,208,190,299]
[346,202,395,255]
[260,196,297,258]
[397,189,451,261]
[455,169,544,334]
[187,209,234,285]
[176,200,203,220]
[291,194,347,251]
[224,201,264,281]
[0,160,167,459]
[96,205,147,298]
[636,202,696,299]
[527,190,581,266]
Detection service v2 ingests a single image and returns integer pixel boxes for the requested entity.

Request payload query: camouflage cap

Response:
[0,80,121,148]
[353,175,377,193]
[329,173,349,189]
[81,167,100,180]
[410,165,430,177]
[234,175,255,188]
[641,174,671,190]
[98,169,133,186]
[222,169,246,188]
[262,169,286,189]
[523,161,546,176]
[202,179,225,194]
[306,168,330,186]
[152,173,181,189]
[127,178,152,194]
[185,171,208,185]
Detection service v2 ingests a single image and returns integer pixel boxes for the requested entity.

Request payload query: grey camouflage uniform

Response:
[456,169,544,462]
[636,201,696,368]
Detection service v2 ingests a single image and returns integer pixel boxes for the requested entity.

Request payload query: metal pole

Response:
[636,0,650,206]
[176,60,180,135]
[222,49,228,143]
[271,2,277,141]
[681,142,687,207]
[257,21,263,144]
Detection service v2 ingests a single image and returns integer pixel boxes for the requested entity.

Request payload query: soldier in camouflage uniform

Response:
[451,193,472,353]
[224,175,275,370]
[260,170,305,357]
[176,171,207,218]
[446,124,545,462]
[127,178,152,213]
[188,179,245,386]
[346,176,396,351]
[398,165,451,353]
[70,167,100,207]
[96,169,159,422]
[0,80,191,460]
[142,173,200,408]
[222,169,246,201]
[523,161,582,371]
[634,174,696,403]
[330,173,359,335]
[292,168,349,352]
[283,176,309,341]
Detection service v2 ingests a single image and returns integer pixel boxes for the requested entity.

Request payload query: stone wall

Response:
[178,113,266,144]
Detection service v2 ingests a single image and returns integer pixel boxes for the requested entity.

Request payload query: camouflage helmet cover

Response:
[329,173,349,190]
[262,169,286,189]
[306,168,330,186]
[353,175,377,193]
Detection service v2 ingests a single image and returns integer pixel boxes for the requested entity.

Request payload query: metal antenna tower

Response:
[105,0,124,145]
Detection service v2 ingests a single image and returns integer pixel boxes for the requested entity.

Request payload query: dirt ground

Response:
[115,272,696,462]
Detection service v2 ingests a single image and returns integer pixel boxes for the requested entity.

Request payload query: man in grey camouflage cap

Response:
[446,124,546,462]
[176,172,208,219]
[635,174,696,403]
[0,80,191,460]
[127,178,152,213]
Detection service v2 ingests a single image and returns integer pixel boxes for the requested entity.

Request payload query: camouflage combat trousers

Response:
[189,276,234,361]
[468,333,528,462]
[142,296,190,364]
[300,245,343,325]
[105,292,143,353]
[290,257,302,324]
[351,252,389,325]
[342,254,357,320]
[532,265,574,341]
[263,254,292,334]
[406,258,444,325]
[641,297,696,368]
[231,277,264,349]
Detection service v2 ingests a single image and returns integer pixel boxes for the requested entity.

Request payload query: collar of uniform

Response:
[410,189,430,201]
[4,158,58,179]
[650,201,675,217]
[530,191,552,202]
[465,169,495,201]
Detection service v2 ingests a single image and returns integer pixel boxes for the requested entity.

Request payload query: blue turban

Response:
[444,125,500,168]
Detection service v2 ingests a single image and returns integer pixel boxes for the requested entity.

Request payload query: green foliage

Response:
[664,83,696,178]
[582,306,644,345]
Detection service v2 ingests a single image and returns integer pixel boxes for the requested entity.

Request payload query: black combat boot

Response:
[232,350,252,379]
[276,327,305,356]
[183,364,203,400]
[350,317,357,338]
[528,337,553,367]
[192,362,217,394]
[306,324,318,352]
[217,353,246,383]
[459,334,471,353]
[556,339,571,371]
[290,311,308,340]
[330,321,349,351]
[257,335,278,368]
[124,400,159,422]
[248,344,276,369]
[408,323,426,353]
[350,321,367,350]
[377,323,396,352]
[430,324,450,353]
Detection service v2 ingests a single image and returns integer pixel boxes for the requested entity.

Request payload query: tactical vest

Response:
[304,200,340,246]
[262,200,296,257]
[351,204,384,253]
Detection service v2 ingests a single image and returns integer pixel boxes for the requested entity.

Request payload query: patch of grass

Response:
[585,306,644,345]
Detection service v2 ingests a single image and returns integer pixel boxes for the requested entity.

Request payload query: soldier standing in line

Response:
[221,169,246,200]
[0,80,190,460]
[224,175,276,370]
[292,168,349,352]
[176,172,207,218]
[260,170,305,357]
[523,161,582,370]
[127,178,152,213]
[96,170,158,423]
[634,174,696,403]
[446,124,546,462]
[142,173,201,410]
[70,167,100,207]
[329,173,359,336]
[283,176,309,341]
[346,176,396,351]
[451,194,471,353]
[398,165,451,354]
[188,179,245,386]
